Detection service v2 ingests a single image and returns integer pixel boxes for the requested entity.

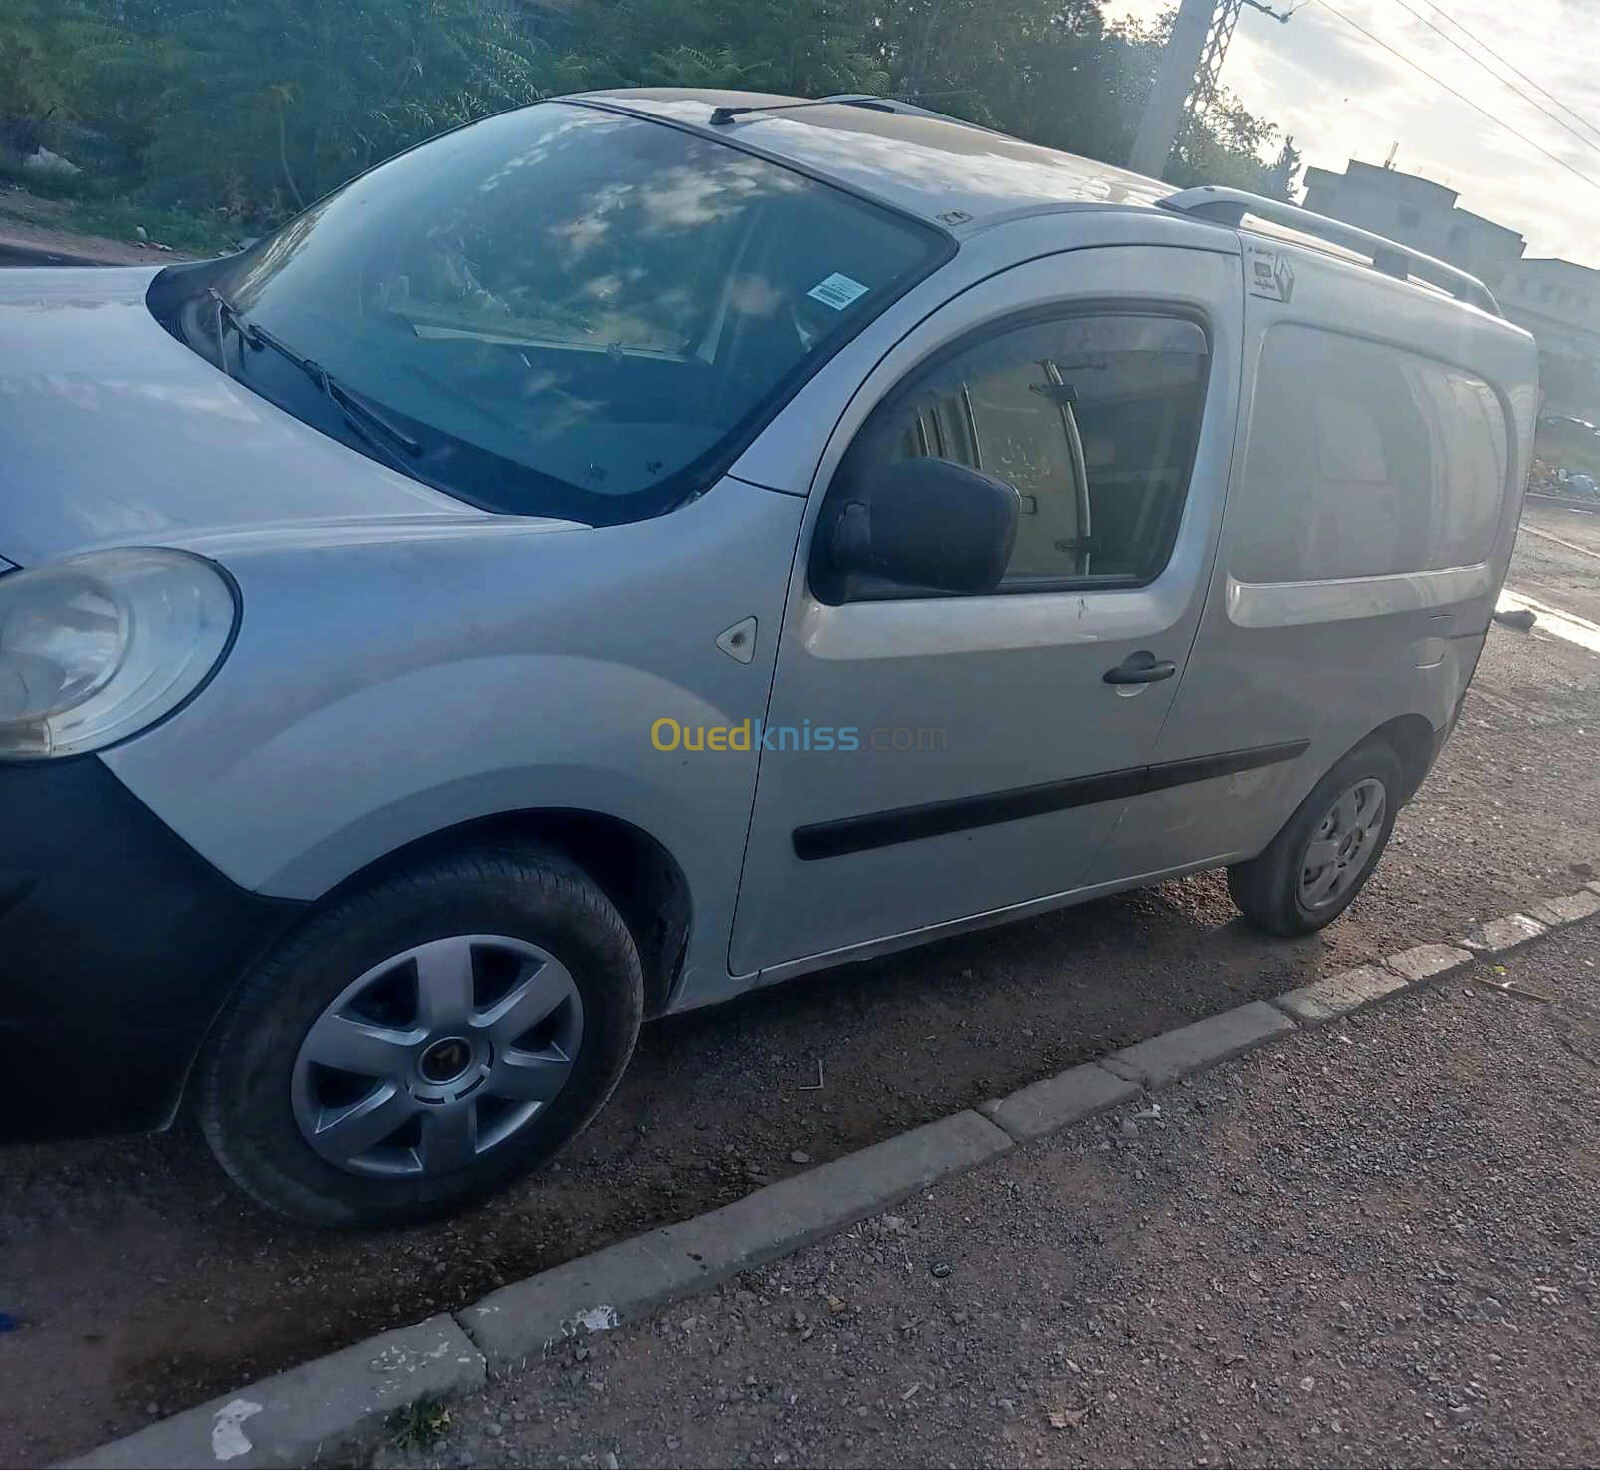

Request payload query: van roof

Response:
[577,89,1172,229]
[578,89,1506,318]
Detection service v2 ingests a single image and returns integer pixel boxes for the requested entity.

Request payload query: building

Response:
[1498,258,1600,366]
[1299,158,1600,423]
[1498,259,1600,419]
[1301,159,1526,289]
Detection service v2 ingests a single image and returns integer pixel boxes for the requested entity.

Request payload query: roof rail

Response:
[1159,185,1502,316]
[708,93,1006,137]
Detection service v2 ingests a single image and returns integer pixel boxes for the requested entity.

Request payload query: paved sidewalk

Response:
[374,927,1600,1469]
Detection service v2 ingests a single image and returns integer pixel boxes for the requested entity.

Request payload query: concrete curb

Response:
[1528,890,1600,929]
[61,1316,484,1469]
[1382,941,1474,984]
[978,1062,1139,1140]
[1460,913,1548,955]
[462,1109,1011,1371]
[1100,1000,1294,1086]
[1271,962,1408,1026]
[60,892,1600,1468]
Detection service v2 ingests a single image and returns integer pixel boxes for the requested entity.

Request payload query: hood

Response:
[0,267,544,567]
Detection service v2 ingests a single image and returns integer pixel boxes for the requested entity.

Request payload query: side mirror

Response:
[821,458,1020,598]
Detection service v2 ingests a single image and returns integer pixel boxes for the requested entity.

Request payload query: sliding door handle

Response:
[1104,651,1177,685]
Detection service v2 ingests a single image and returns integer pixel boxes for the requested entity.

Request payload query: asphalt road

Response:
[381,923,1600,1470]
[3,511,1600,1467]
[1510,498,1600,626]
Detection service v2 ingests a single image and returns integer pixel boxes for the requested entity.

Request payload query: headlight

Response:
[0,548,237,760]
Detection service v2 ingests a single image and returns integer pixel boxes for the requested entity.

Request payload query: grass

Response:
[65,197,237,254]
[386,1396,454,1452]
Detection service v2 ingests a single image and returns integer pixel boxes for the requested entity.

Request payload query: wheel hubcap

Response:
[418,1037,475,1084]
[1298,777,1387,912]
[291,935,584,1179]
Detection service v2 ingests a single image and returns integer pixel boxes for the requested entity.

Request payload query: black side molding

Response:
[792,740,1310,861]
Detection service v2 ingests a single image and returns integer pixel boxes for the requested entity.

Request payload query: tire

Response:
[1227,740,1403,938]
[197,845,643,1228]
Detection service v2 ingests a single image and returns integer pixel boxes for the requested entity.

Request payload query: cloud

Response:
[1103,0,1600,267]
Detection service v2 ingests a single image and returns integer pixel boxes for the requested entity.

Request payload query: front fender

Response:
[102,477,804,991]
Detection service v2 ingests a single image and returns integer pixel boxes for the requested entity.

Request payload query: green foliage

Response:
[130,0,560,218]
[386,1395,452,1451]
[0,0,70,145]
[1105,12,1289,196]
[563,0,890,96]
[68,197,239,252]
[0,0,1291,240]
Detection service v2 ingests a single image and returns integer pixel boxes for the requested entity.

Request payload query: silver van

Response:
[0,91,1536,1225]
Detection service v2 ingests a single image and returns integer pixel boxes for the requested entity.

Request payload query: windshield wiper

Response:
[208,286,250,381]
[206,287,423,456]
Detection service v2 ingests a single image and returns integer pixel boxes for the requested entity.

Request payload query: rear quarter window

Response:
[1231,324,1508,583]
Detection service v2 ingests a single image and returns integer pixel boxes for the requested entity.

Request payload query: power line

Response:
[1191,1,1293,124]
[1418,0,1600,149]
[1313,0,1600,198]
[1387,0,1600,162]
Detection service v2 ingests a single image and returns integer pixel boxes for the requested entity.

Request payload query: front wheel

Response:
[197,846,643,1228]
[1227,741,1402,937]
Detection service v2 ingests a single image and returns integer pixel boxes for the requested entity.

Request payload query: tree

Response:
[1103,12,1290,193]
[0,0,1295,231]
[132,0,561,219]
[556,0,888,96]
[1264,134,1303,200]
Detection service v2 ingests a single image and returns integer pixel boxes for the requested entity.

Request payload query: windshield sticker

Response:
[807,273,870,310]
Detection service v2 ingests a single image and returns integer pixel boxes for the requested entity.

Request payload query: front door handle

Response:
[1103,650,1177,685]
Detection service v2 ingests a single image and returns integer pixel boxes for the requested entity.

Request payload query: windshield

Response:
[192,102,945,524]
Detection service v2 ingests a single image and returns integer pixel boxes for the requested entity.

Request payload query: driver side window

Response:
[840,311,1210,591]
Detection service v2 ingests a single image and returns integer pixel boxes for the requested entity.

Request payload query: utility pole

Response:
[1128,0,1292,181]
[1128,0,1215,181]
[1191,0,1248,117]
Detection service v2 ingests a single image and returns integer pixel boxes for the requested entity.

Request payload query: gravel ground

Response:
[1508,502,1600,626]
[4,508,1600,1466]
[374,924,1600,1470]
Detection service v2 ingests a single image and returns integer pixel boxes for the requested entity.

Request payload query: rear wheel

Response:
[1227,741,1402,937]
[197,846,642,1227]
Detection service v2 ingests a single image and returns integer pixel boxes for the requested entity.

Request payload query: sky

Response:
[1102,0,1600,268]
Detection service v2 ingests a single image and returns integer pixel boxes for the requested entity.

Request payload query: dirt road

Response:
[0,218,169,267]
[4,504,1600,1465]
[375,923,1600,1470]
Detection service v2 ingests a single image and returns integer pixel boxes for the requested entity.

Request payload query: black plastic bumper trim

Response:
[0,757,304,1141]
